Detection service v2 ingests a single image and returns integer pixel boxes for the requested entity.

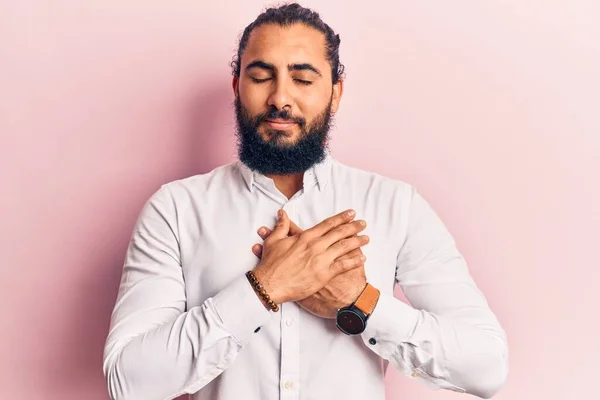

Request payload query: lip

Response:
[264,119,296,130]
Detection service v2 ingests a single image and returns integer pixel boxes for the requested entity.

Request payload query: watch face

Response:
[336,308,366,335]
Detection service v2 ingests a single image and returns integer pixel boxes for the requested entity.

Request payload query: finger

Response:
[336,247,362,261]
[252,243,263,258]
[314,220,367,250]
[325,235,370,261]
[301,209,356,240]
[257,226,272,240]
[260,220,299,238]
[329,254,366,277]
[267,209,291,241]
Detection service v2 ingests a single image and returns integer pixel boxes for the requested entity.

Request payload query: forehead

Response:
[242,23,329,70]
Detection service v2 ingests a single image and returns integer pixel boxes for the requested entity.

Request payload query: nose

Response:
[267,77,292,110]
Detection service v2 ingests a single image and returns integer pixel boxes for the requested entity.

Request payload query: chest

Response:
[179,190,402,309]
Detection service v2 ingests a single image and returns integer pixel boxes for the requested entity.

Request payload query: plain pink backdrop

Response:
[1,1,599,399]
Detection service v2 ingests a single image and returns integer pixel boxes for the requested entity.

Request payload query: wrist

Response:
[335,284,380,335]
[343,282,368,308]
[354,283,380,317]
[250,266,284,308]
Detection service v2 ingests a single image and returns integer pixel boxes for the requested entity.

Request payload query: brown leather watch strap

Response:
[354,283,380,317]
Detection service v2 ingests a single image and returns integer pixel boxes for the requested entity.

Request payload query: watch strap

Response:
[353,283,380,317]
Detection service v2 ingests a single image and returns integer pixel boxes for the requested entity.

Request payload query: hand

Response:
[252,209,369,305]
[253,216,368,319]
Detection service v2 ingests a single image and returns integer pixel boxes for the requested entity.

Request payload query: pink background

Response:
[1,1,599,399]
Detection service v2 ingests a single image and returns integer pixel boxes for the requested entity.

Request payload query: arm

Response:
[361,186,508,399]
[103,186,273,400]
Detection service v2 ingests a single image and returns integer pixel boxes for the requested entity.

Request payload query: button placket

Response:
[279,202,300,399]
[280,303,300,399]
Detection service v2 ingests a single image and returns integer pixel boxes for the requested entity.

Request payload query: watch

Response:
[335,283,380,335]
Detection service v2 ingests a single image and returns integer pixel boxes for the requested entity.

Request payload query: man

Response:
[103,3,508,400]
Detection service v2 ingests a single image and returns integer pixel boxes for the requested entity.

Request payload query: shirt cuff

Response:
[360,291,421,347]
[210,274,274,346]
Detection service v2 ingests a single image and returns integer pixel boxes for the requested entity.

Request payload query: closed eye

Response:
[294,78,313,85]
[251,77,272,83]
[250,77,312,85]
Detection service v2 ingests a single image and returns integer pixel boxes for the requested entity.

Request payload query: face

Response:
[233,23,343,175]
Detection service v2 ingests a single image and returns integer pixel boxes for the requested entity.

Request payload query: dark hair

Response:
[231,2,345,84]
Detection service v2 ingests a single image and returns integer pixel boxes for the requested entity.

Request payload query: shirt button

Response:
[284,380,294,390]
[285,319,294,327]
[369,338,377,345]
[411,370,421,378]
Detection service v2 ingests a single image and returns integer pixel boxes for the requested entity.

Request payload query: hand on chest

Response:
[182,209,398,307]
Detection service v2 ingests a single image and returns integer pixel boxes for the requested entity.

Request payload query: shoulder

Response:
[158,162,240,198]
[331,157,416,199]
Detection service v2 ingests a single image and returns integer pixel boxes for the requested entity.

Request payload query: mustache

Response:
[255,107,306,128]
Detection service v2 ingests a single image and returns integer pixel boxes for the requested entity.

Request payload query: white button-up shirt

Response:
[103,153,508,400]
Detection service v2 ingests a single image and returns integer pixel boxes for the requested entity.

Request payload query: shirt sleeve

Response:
[361,186,508,399]
[103,185,274,400]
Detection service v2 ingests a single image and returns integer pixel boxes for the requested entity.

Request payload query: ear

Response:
[330,79,344,114]
[232,75,239,96]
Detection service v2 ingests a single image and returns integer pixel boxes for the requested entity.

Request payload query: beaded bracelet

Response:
[246,270,279,312]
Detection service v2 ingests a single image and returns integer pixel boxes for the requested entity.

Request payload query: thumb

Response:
[270,209,291,240]
[288,219,303,236]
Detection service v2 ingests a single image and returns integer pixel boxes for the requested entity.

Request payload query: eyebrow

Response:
[245,60,322,76]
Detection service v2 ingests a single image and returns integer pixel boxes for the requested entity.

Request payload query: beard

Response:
[234,95,333,175]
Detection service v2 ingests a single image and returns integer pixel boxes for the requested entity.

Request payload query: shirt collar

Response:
[237,151,333,193]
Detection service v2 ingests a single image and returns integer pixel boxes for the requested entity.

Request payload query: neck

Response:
[267,172,304,199]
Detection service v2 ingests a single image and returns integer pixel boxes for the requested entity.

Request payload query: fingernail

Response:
[278,210,283,220]
[346,210,355,217]
[259,228,265,235]
[360,256,366,261]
